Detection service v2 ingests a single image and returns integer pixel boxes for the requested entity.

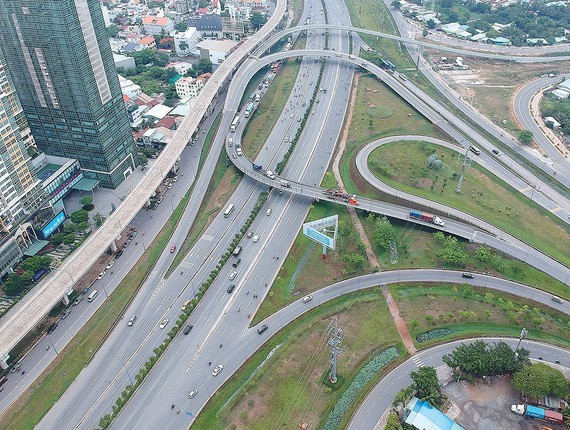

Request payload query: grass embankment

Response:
[367,140,570,266]
[254,201,368,322]
[391,283,570,350]
[193,289,403,430]
[0,199,189,430]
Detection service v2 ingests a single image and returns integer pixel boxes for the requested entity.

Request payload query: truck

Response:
[244,102,255,118]
[252,163,263,171]
[280,179,291,188]
[322,189,359,205]
[230,116,240,132]
[255,93,261,102]
[511,404,564,424]
[265,170,276,180]
[409,209,445,227]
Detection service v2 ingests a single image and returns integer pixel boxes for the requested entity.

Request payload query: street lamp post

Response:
[515,327,528,357]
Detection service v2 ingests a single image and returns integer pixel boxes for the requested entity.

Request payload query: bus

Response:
[244,103,255,118]
[87,290,99,302]
[224,203,235,218]
[230,116,240,132]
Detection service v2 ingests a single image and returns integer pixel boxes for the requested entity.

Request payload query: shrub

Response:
[416,328,454,343]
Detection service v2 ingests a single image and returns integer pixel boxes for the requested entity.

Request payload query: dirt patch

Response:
[443,377,565,430]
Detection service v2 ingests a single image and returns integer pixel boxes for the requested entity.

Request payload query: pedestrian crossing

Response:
[411,355,424,368]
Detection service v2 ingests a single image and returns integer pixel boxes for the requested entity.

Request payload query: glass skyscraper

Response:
[0,0,136,188]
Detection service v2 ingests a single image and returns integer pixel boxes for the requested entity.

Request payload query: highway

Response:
[512,74,570,166]
[348,338,570,430]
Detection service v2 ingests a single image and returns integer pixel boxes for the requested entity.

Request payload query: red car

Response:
[170,245,176,253]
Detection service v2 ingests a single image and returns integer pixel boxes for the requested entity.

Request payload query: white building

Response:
[174,27,199,56]
[544,116,561,129]
[167,61,194,76]
[118,75,142,100]
[113,53,136,70]
[551,89,570,100]
[196,39,239,66]
[175,76,204,99]
[142,16,175,36]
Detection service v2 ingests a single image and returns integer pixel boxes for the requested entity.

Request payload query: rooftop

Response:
[404,397,465,430]
[143,15,170,26]
[196,39,239,52]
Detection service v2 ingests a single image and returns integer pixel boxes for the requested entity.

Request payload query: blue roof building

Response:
[403,397,465,430]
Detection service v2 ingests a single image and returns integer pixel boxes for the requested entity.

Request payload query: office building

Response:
[0,0,136,188]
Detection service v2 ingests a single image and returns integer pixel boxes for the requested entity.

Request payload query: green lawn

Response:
[391,283,570,350]
[193,289,403,430]
[367,140,570,266]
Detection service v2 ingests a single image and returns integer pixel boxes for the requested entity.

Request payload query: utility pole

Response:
[326,317,346,383]
[515,327,528,358]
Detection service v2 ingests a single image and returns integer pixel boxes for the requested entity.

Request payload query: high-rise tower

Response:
[0,0,135,189]
[0,48,44,234]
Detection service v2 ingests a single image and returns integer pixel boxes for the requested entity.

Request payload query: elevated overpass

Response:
[0,1,287,365]
[253,24,570,63]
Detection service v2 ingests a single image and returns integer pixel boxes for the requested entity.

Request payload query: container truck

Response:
[230,116,240,132]
[409,209,445,227]
[511,404,563,424]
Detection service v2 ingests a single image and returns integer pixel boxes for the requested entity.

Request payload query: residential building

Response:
[0,50,45,236]
[187,15,224,38]
[141,127,174,148]
[174,0,191,14]
[174,28,200,56]
[551,89,570,100]
[143,15,175,36]
[167,61,193,76]
[118,75,142,100]
[175,76,204,98]
[196,39,239,66]
[137,36,157,50]
[0,0,136,189]
[143,104,173,123]
[113,54,136,70]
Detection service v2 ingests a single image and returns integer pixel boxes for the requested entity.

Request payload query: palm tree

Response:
[179,41,189,52]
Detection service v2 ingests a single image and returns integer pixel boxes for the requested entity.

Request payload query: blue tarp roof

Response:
[404,397,465,430]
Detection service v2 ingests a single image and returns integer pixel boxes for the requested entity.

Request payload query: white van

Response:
[469,145,481,155]
[87,290,99,302]
[228,137,233,147]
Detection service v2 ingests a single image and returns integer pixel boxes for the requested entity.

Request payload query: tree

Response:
[437,235,467,265]
[426,19,437,29]
[70,210,89,224]
[196,58,213,74]
[519,130,534,145]
[107,24,119,38]
[174,22,188,32]
[250,12,267,30]
[178,41,189,52]
[423,27,429,37]
[94,212,104,228]
[136,155,148,168]
[131,49,169,67]
[410,366,442,406]
[63,233,76,245]
[20,256,52,273]
[79,196,93,207]
[513,363,568,399]
[50,232,66,246]
[341,253,366,273]
[374,216,396,251]
[427,154,443,170]
[385,412,403,430]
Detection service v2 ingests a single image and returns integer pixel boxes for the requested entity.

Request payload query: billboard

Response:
[40,210,66,239]
[302,215,338,252]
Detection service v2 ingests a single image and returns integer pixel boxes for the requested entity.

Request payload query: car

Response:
[97,271,106,280]
[227,284,235,293]
[229,270,237,280]
[257,324,268,334]
[123,241,129,249]
[170,245,177,253]
[492,149,500,155]
[159,318,169,329]
[312,110,315,115]
[252,235,260,243]
[316,99,320,103]
[551,296,564,304]
[247,231,254,239]
[188,389,198,398]
[297,117,301,122]
[167,184,173,189]
[115,250,123,258]
[61,308,72,319]
[128,315,137,326]
[302,295,313,303]
[290,113,294,118]
[73,295,84,306]
[284,136,289,143]
[181,299,191,311]
[183,324,194,335]
[212,364,224,376]
[106,260,115,270]
[47,323,58,334]
[462,273,474,279]
[266,208,272,216]
[172,176,178,182]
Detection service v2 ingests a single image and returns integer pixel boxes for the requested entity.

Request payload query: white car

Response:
[188,389,198,398]
[106,260,115,270]
[229,270,237,280]
[159,318,169,329]
[252,235,260,243]
[212,364,224,376]
[97,271,106,280]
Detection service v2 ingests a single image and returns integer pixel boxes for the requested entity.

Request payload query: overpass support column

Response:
[62,294,70,307]
[110,241,118,253]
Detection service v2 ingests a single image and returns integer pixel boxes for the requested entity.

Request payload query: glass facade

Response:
[0,0,135,188]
